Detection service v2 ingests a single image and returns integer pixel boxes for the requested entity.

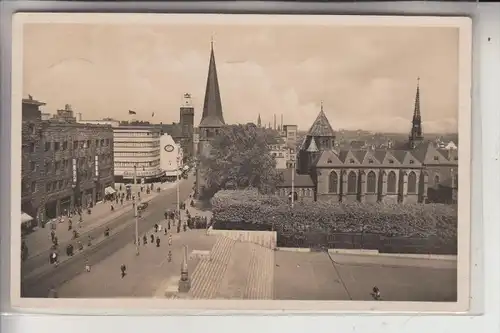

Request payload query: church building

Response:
[277,79,458,205]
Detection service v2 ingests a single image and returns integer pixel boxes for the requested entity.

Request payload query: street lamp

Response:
[133,165,139,256]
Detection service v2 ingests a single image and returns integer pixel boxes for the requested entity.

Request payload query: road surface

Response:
[21,176,195,298]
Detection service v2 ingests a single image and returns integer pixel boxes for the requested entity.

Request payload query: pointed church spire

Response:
[199,38,225,128]
[307,102,335,137]
[273,114,276,130]
[257,114,262,127]
[409,77,423,148]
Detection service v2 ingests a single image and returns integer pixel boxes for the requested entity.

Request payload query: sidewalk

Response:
[24,181,179,259]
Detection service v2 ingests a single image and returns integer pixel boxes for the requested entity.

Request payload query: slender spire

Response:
[409,77,424,148]
[320,100,324,112]
[257,114,262,127]
[274,114,276,130]
[199,37,225,128]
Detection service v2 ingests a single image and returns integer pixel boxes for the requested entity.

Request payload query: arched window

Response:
[408,171,417,193]
[367,171,377,193]
[434,175,440,186]
[387,171,397,193]
[347,171,357,194]
[328,171,338,193]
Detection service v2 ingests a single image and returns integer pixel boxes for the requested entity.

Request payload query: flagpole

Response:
[134,165,139,256]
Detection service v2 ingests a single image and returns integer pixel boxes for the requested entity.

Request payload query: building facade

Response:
[113,126,164,183]
[277,80,458,205]
[160,133,184,180]
[22,98,114,225]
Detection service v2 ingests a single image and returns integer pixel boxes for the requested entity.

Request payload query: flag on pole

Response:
[128,110,137,115]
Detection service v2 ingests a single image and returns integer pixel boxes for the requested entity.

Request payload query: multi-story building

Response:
[160,133,184,181]
[21,97,114,226]
[113,126,164,183]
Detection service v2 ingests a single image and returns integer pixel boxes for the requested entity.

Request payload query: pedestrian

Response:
[53,236,59,247]
[85,258,91,272]
[111,204,114,212]
[371,286,381,300]
[87,235,92,247]
[68,219,72,231]
[104,227,110,237]
[72,229,79,239]
[183,223,187,232]
[167,250,172,263]
[143,235,147,245]
[156,237,160,247]
[168,234,172,246]
[77,240,83,251]
[150,234,154,243]
[50,229,56,242]
[164,227,167,235]
[158,224,162,233]
[154,224,158,233]
[120,264,127,278]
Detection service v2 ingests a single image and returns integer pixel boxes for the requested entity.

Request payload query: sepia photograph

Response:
[11,14,471,312]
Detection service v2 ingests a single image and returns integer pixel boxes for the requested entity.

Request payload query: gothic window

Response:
[328,171,338,193]
[367,171,376,193]
[347,171,357,194]
[408,171,417,193]
[387,171,397,193]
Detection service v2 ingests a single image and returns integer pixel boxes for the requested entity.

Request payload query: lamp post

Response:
[133,165,139,256]
[176,148,181,228]
[291,160,295,209]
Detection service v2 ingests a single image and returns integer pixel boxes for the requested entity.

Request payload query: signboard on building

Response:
[95,155,99,177]
[72,158,77,184]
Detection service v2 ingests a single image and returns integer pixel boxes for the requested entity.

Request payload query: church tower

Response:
[298,102,336,174]
[180,93,195,157]
[408,77,424,149]
[257,114,262,127]
[196,39,226,198]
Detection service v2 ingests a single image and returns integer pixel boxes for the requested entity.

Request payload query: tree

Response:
[199,124,282,199]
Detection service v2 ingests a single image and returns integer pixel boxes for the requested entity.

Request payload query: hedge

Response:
[211,189,458,242]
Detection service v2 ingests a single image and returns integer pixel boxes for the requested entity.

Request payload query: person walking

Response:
[143,235,148,245]
[167,250,172,263]
[120,264,127,278]
[168,234,172,246]
[150,234,154,243]
[156,236,160,247]
[85,258,91,272]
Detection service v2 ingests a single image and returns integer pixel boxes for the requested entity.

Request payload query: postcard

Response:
[11,13,472,313]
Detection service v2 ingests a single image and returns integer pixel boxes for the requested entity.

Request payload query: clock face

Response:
[164,144,174,152]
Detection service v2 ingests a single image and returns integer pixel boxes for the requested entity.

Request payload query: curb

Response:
[328,249,380,255]
[276,247,311,253]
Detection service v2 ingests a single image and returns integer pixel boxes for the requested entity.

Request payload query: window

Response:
[54,142,60,151]
[388,159,394,164]
[434,175,440,186]
[87,140,91,148]
[328,171,338,193]
[387,171,397,193]
[44,142,51,151]
[327,159,332,164]
[80,141,85,149]
[409,160,414,164]
[30,161,36,171]
[454,157,458,161]
[367,171,376,193]
[349,159,355,164]
[433,156,439,161]
[45,161,51,173]
[408,171,417,193]
[30,181,36,193]
[347,171,357,194]
[55,161,61,170]
[100,139,104,146]
[29,142,35,153]
[63,141,68,150]
[96,139,100,147]
[73,141,78,149]
[368,159,374,164]
[46,183,52,192]
[58,180,63,189]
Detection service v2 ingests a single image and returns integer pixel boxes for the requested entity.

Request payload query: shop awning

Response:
[105,186,117,195]
[21,212,33,224]
[165,170,180,177]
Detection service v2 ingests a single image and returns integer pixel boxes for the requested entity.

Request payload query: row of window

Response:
[29,154,112,174]
[114,131,160,138]
[277,187,313,197]
[324,155,457,165]
[114,150,160,157]
[327,170,446,195]
[22,173,99,196]
[115,160,160,168]
[42,139,111,153]
[114,141,160,148]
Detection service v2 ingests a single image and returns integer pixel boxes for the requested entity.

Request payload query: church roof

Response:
[276,168,315,188]
[199,43,225,128]
[307,106,335,137]
[306,137,319,152]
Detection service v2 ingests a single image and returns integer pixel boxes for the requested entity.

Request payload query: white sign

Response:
[95,155,99,177]
[72,158,77,183]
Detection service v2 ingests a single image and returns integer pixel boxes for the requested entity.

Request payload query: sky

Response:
[23,23,460,133]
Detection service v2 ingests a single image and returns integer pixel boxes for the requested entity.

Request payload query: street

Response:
[21,176,195,298]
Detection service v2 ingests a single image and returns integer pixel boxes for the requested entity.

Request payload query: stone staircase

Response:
[244,243,275,299]
[189,236,236,299]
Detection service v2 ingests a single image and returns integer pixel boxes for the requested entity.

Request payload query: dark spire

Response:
[273,114,276,130]
[409,77,424,148]
[257,114,262,127]
[199,38,225,128]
